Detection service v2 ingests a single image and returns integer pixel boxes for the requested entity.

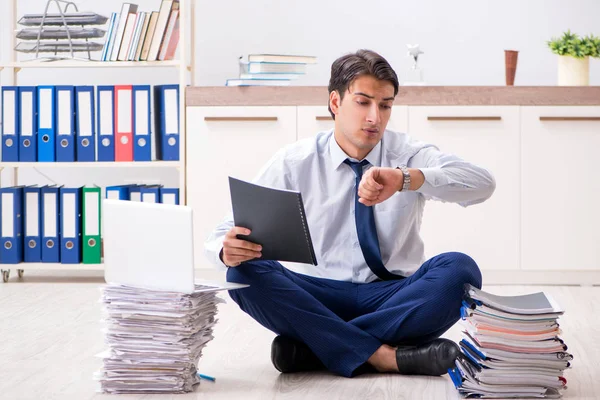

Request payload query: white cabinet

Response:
[185,101,600,282]
[297,106,334,141]
[408,106,521,271]
[186,106,297,264]
[388,106,409,133]
[297,106,408,141]
[521,107,600,270]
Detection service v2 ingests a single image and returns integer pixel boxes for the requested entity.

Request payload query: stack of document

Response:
[449,284,572,399]
[95,284,225,394]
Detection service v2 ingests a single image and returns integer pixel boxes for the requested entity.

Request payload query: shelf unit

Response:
[1,262,103,282]
[6,263,103,270]
[0,161,181,168]
[0,60,182,70]
[0,0,196,281]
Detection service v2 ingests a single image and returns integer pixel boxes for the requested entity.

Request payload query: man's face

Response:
[330,75,395,159]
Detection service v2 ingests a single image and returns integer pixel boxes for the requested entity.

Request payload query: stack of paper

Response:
[95,283,225,394]
[449,284,572,399]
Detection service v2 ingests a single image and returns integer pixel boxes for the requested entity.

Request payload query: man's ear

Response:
[329,90,341,116]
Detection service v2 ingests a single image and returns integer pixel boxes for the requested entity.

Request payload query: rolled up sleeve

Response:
[409,146,496,207]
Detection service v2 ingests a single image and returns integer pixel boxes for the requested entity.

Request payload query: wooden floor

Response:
[1,270,598,400]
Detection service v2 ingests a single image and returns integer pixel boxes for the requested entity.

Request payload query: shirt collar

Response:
[329,130,383,169]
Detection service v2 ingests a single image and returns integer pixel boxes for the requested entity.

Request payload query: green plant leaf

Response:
[547,30,600,58]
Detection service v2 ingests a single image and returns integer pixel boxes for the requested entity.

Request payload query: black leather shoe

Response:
[395,338,460,376]
[271,335,326,373]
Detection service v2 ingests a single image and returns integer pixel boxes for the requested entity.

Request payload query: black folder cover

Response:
[228,177,317,265]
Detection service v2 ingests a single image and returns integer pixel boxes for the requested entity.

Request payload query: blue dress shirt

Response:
[204,129,495,283]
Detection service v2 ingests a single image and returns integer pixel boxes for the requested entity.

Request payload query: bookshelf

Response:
[0,0,194,281]
[0,60,182,69]
[2,262,104,282]
[0,161,181,168]
[12,263,102,271]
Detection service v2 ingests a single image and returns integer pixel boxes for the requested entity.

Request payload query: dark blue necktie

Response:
[345,159,401,281]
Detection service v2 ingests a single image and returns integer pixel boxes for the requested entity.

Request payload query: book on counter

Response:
[225,79,291,87]
[226,53,317,86]
[247,54,317,64]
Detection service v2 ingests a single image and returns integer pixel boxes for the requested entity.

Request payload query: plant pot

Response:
[557,55,589,86]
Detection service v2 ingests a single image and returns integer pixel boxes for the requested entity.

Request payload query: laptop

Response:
[103,199,246,294]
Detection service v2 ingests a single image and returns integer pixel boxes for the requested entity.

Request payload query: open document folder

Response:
[97,199,247,394]
[449,284,572,399]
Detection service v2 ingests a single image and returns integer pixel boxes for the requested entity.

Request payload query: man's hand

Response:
[221,227,262,267]
[358,167,424,206]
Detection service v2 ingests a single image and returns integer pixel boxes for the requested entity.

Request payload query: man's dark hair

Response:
[327,49,399,120]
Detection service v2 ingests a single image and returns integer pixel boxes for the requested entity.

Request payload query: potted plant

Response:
[547,30,600,85]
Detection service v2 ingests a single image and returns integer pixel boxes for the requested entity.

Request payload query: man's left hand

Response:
[358,167,423,206]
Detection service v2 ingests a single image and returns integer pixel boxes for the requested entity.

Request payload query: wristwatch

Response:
[396,165,411,192]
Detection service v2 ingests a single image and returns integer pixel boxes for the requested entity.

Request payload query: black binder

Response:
[228,177,317,265]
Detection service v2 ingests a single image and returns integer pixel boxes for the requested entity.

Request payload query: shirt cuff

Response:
[215,247,229,271]
[415,167,448,192]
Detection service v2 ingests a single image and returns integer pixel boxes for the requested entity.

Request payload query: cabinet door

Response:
[521,106,600,270]
[186,106,297,265]
[297,106,408,141]
[408,106,520,271]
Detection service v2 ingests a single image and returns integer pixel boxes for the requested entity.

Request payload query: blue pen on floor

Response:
[197,373,216,382]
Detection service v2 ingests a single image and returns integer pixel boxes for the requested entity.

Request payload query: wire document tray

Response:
[17,27,106,40]
[15,0,107,61]
[18,12,108,26]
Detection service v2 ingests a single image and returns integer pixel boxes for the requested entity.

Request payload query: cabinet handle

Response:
[315,116,333,121]
[539,116,600,121]
[427,116,502,121]
[204,116,278,122]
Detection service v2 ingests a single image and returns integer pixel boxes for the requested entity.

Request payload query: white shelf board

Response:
[0,161,180,168]
[0,60,181,69]
[0,265,222,274]
[0,263,103,271]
